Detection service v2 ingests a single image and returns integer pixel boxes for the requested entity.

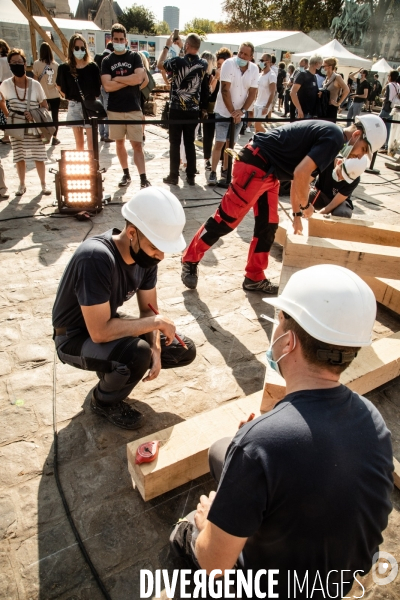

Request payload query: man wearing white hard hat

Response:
[181,114,386,294]
[171,265,393,598]
[308,154,369,218]
[52,187,196,430]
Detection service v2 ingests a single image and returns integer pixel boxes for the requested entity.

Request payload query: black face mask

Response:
[10,64,25,77]
[129,234,160,268]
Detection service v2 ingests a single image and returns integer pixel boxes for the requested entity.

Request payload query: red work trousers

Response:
[183,160,279,281]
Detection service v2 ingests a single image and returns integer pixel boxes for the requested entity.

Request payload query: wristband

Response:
[300,202,311,210]
[292,211,303,217]
[164,46,170,50]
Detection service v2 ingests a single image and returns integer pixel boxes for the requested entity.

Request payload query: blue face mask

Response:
[265,331,296,377]
[236,56,248,68]
[113,43,126,53]
[299,66,305,73]
[73,50,86,60]
[258,61,265,69]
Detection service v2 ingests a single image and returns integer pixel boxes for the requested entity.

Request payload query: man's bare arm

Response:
[242,87,257,111]
[221,81,236,115]
[114,67,146,87]
[290,83,303,116]
[318,192,348,215]
[290,156,318,234]
[101,73,128,92]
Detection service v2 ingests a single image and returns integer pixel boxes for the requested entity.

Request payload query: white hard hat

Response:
[341,155,369,183]
[355,114,387,160]
[264,265,376,346]
[121,187,186,253]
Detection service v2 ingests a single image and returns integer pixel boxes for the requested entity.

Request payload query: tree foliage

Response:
[155,20,171,35]
[119,4,157,34]
[183,19,219,33]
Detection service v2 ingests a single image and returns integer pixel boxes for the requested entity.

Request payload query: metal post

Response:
[365,151,380,175]
[217,117,236,188]
[91,117,99,164]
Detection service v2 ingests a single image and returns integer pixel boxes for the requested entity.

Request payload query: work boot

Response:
[242,277,279,294]
[90,391,144,430]
[186,176,195,186]
[181,261,199,289]
[163,174,179,185]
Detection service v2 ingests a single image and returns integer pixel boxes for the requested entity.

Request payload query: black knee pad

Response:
[254,223,278,253]
[201,215,233,247]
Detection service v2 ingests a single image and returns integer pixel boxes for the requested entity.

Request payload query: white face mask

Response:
[299,66,305,72]
[113,43,126,53]
[332,167,340,182]
[73,50,86,60]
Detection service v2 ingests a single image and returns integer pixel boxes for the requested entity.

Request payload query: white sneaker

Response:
[246,127,251,133]
[16,185,26,196]
[41,184,51,195]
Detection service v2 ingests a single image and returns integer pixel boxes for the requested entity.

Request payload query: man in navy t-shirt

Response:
[171,265,393,599]
[52,188,196,430]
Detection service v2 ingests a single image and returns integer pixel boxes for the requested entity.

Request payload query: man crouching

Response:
[52,187,196,429]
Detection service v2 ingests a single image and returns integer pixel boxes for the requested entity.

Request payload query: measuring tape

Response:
[135,441,160,464]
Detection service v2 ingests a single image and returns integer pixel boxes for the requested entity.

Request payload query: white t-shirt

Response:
[215,57,259,118]
[255,70,277,107]
[271,64,278,75]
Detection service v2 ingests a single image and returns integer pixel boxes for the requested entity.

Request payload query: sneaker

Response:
[242,277,279,294]
[220,168,227,180]
[208,171,217,185]
[0,189,9,199]
[205,159,212,171]
[103,137,114,143]
[100,136,105,142]
[41,184,52,195]
[51,137,60,146]
[163,174,179,185]
[246,127,251,133]
[91,392,144,430]
[16,185,26,196]
[186,176,195,186]
[119,173,131,187]
[140,179,151,189]
[181,261,199,289]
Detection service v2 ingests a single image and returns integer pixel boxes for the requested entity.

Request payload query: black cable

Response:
[52,354,112,600]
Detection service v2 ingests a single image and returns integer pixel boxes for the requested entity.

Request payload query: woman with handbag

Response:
[56,34,101,151]
[322,57,349,122]
[33,42,61,146]
[0,39,12,144]
[0,48,51,196]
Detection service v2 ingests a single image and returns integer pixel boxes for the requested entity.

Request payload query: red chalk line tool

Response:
[147,303,188,350]
[135,441,160,464]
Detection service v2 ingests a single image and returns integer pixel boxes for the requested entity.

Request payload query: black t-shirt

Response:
[252,120,345,181]
[94,51,109,71]
[101,50,143,112]
[316,161,359,209]
[208,385,393,599]
[354,78,370,103]
[294,70,318,115]
[52,229,157,330]
[56,62,101,102]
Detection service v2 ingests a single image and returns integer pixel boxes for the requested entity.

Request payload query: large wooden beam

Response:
[26,0,37,62]
[11,0,66,62]
[308,215,400,248]
[34,0,69,55]
[261,331,400,412]
[284,234,400,280]
[127,392,262,501]
[361,276,400,315]
[394,457,400,490]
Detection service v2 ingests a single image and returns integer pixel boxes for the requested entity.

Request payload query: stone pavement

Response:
[0,112,399,599]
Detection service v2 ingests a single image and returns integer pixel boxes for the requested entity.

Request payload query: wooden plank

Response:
[261,331,400,412]
[284,234,400,280]
[26,0,37,62]
[394,457,400,490]
[361,276,400,315]
[127,392,262,501]
[11,0,66,62]
[308,214,400,247]
[34,0,69,55]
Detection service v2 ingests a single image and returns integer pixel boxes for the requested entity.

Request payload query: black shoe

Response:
[186,176,195,186]
[181,261,199,289]
[100,136,105,142]
[220,168,227,180]
[103,137,114,143]
[242,277,279,294]
[205,159,211,171]
[90,392,144,430]
[208,171,217,185]
[51,137,60,146]
[163,174,179,185]
[119,173,131,187]
[140,179,151,189]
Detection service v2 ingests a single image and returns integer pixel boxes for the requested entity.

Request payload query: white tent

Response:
[371,58,392,73]
[202,31,321,54]
[291,39,372,68]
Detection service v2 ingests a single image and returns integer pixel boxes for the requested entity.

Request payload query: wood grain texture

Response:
[308,215,400,247]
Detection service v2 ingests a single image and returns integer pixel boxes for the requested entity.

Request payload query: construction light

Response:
[54,150,103,214]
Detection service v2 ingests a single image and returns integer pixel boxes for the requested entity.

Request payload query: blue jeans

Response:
[346,100,363,126]
[99,88,109,138]
[379,108,391,149]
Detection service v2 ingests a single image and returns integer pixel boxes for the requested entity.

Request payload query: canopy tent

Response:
[291,39,372,68]
[202,31,321,54]
[371,58,392,73]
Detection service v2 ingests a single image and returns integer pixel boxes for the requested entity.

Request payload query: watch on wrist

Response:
[164,45,170,50]
[241,108,246,114]
[300,202,311,210]
[292,211,303,217]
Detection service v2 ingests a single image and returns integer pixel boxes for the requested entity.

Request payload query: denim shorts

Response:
[215,112,242,143]
[66,100,86,127]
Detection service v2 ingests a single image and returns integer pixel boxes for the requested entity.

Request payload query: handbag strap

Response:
[38,63,49,82]
[27,79,33,112]
[73,75,86,102]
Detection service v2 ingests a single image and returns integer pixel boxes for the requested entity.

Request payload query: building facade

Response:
[163,6,179,31]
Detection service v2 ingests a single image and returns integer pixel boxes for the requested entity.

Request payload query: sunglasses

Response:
[74,46,86,52]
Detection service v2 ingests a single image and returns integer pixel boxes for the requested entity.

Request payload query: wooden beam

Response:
[284,234,400,280]
[308,215,400,248]
[26,0,37,62]
[261,331,400,412]
[361,276,400,315]
[33,0,69,55]
[127,392,262,501]
[11,0,66,62]
[394,457,400,490]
